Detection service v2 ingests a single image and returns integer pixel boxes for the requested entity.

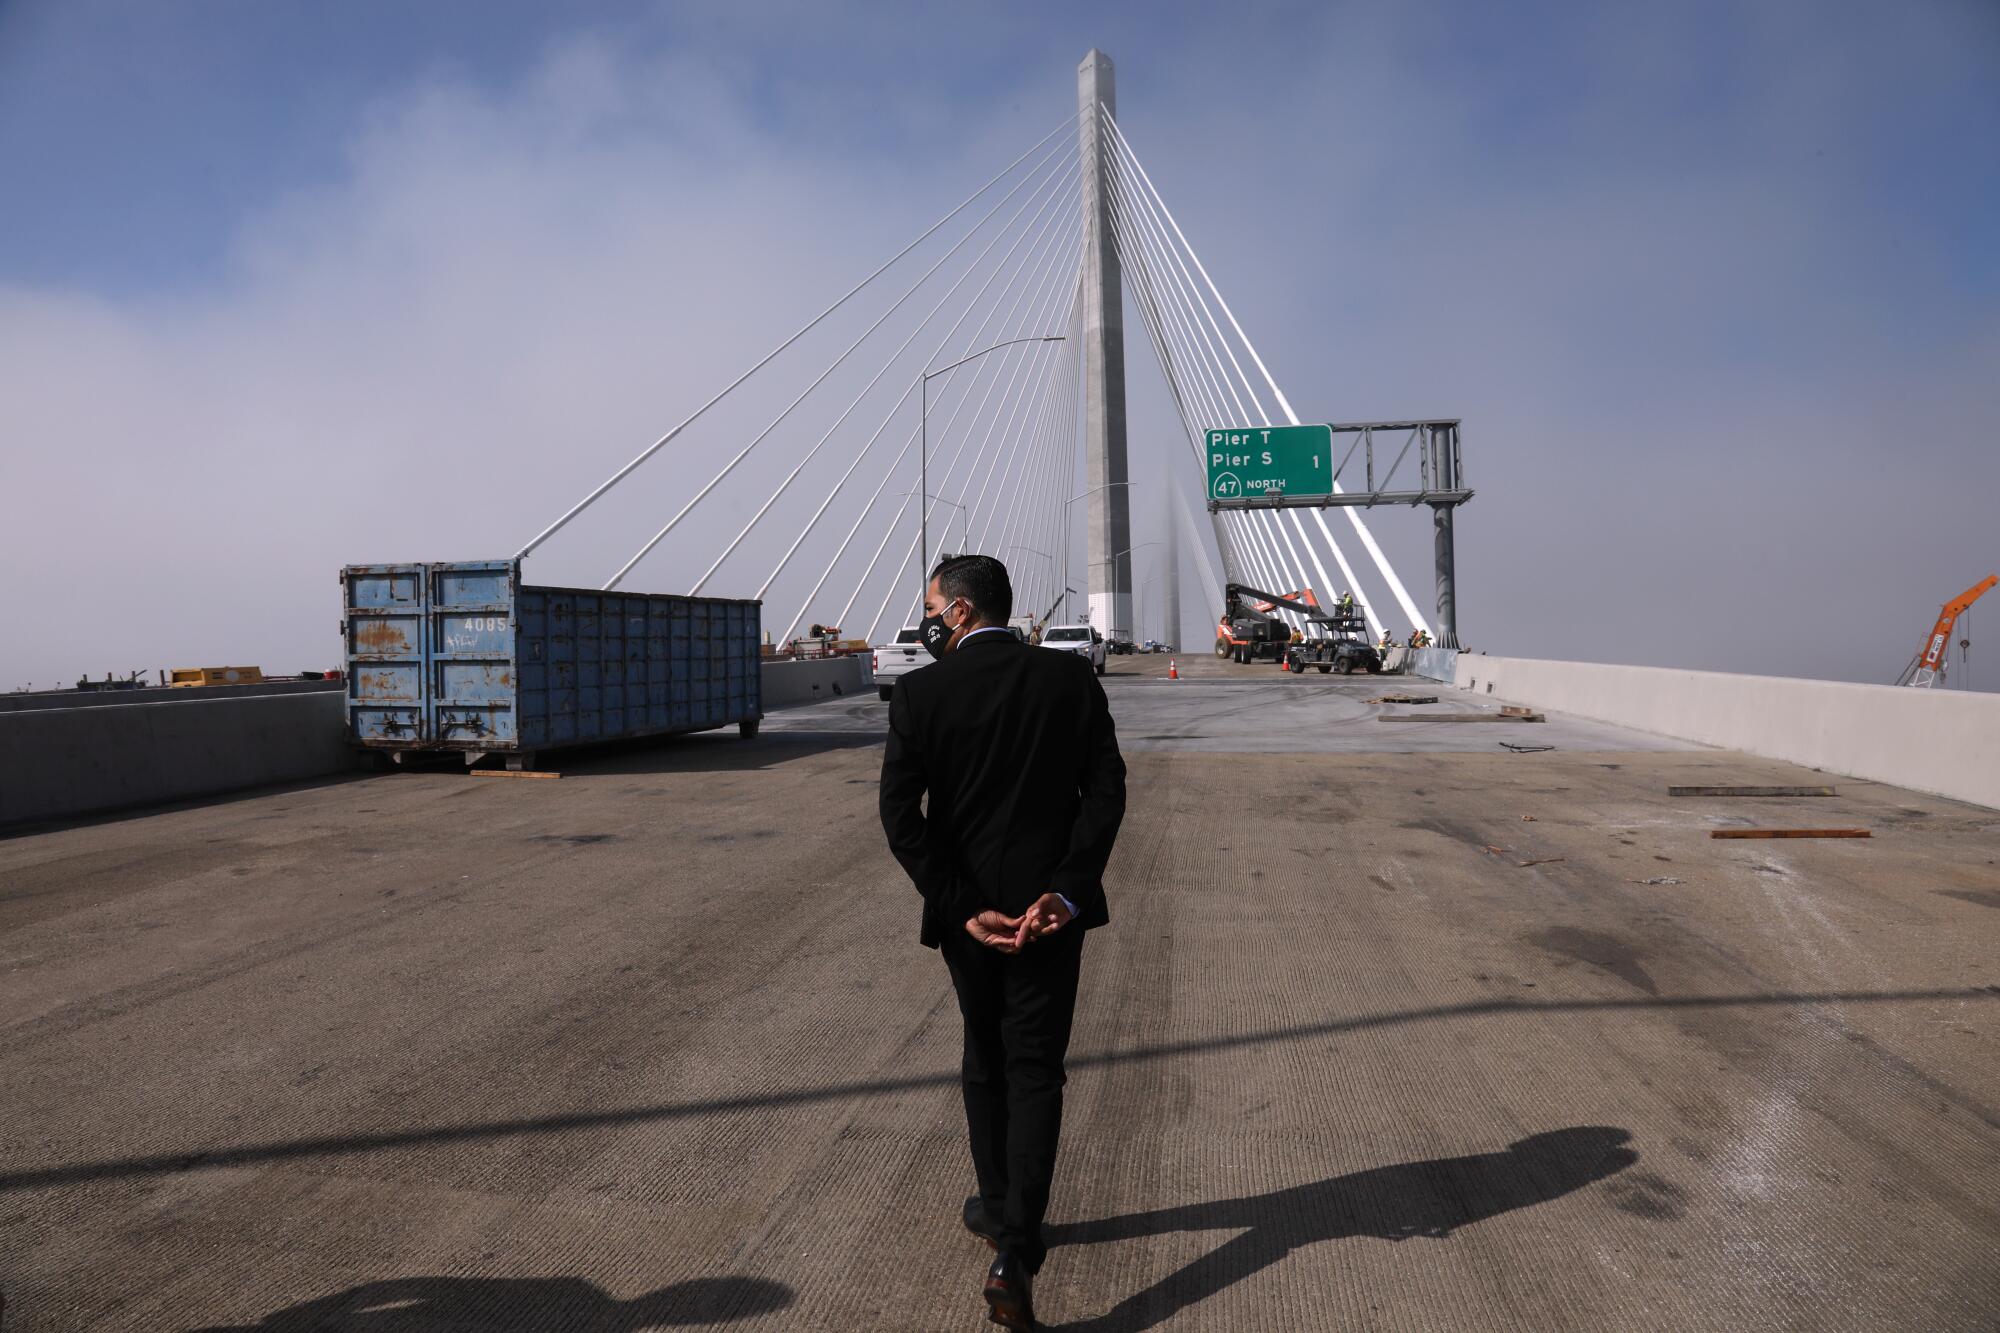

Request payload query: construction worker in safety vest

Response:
[1338,591,1354,616]
[1379,631,1395,653]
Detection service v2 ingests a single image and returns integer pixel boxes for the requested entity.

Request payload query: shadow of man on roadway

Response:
[187,1273,793,1331]
[1046,1126,1638,1332]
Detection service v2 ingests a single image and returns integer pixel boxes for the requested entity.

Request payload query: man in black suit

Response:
[880,554,1126,1331]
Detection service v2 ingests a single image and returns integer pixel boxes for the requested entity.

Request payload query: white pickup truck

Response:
[1041,623,1108,675]
[874,624,1036,699]
[872,627,926,701]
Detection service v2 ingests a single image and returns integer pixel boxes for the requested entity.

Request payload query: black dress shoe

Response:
[983,1252,1036,1331]
[963,1195,1002,1249]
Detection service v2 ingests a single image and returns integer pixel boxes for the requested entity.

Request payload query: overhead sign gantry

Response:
[1205,419,1473,648]
[1204,420,1469,509]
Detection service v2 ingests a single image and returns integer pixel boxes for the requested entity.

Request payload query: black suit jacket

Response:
[880,629,1126,948]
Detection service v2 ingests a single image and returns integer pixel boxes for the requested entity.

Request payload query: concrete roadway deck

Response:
[2,653,1997,1330]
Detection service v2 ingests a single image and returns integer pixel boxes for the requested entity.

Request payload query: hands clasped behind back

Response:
[965,891,1076,955]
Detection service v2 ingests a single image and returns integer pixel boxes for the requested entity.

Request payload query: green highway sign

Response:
[1205,424,1334,501]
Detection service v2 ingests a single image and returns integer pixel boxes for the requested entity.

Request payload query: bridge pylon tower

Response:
[1078,49,1132,636]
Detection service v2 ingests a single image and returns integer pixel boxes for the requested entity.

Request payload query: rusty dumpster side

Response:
[341,560,761,763]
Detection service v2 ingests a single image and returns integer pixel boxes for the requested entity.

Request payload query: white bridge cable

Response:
[1113,166,1331,640]
[1240,515,1292,622]
[875,232,1084,636]
[691,148,1083,596]
[918,230,1086,615]
[1100,159,1240,546]
[1101,166,1206,462]
[984,378,1062,612]
[1029,280,1086,623]
[995,295,1079,580]
[1097,161,1270,631]
[606,132,1083,591]
[1106,125,1269,429]
[956,270,1080,560]
[1116,154,1361,642]
[795,284,1062,642]
[839,212,1084,639]
[1238,514,1299,630]
[1176,481,1228,616]
[950,324,1064,557]
[868,325,1066,639]
[1103,160,1314,633]
[517,114,1076,562]
[1108,125,1345,628]
[1104,154,1230,453]
[1002,334,1067,615]
[1105,146,1326,631]
[1270,508,1338,639]
[1054,294,1085,616]
[1292,508,1383,642]
[1104,148,1316,628]
[988,319,1079,612]
[1039,309,1085,614]
[1099,176,1250,632]
[1059,287,1086,618]
[1104,147,1258,437]
[869,214,1085,625]
[771,160,1085,642]
[1227,515,1285,632]
[780,173,1085,642]
[979,345,1063,606]
[1264,513,1325,633]
[857,225,1085,639]
[880,228,1086,633]
[1106,112,1430,636]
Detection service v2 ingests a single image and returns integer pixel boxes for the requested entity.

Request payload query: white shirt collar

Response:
[958,626,1013,643]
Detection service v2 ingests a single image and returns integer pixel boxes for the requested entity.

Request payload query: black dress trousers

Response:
[939,923,1086,1273]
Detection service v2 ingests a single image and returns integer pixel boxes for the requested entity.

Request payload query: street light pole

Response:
[1005,544,1055,620]
[1061,479,1139,624]
[919,334,1065,598]
[900,491,965,564]
[1139,574,1163,643]
[1108,541,1161,639]
[920,371,927,587]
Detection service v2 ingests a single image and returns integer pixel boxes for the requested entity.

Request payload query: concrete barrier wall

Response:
[761,656,871,710]
[0,678,343,714]
[0,657,877,827]
[1454,656,2000,810]
[0,691,356,827]
[1404,647,1458,682]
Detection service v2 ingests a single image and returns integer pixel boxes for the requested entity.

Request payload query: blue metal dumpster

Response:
[341,559,761,766]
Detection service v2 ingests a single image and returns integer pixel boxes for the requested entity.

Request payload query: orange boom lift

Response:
[1215,588,1318,660]
[1897,574,1997,687]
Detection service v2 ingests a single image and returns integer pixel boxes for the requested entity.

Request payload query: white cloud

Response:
[3,6,1995,689]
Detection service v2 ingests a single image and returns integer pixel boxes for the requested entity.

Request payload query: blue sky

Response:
[2,0,1997,688]
[18,0,1985,302]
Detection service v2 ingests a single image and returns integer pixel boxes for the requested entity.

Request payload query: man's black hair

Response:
[931,553,1013,625]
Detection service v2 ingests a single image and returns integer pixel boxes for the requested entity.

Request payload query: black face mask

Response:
[919,600,964,660]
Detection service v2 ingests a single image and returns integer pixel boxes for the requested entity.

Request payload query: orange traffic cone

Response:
[1168,658,1178,680]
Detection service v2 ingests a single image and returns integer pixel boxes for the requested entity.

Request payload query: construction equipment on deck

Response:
[1897,574,1995,687]
[169,667,265,688]
[1215,584,1381,674]
[1036,588,1079,630]
[1213,585,1316,666]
